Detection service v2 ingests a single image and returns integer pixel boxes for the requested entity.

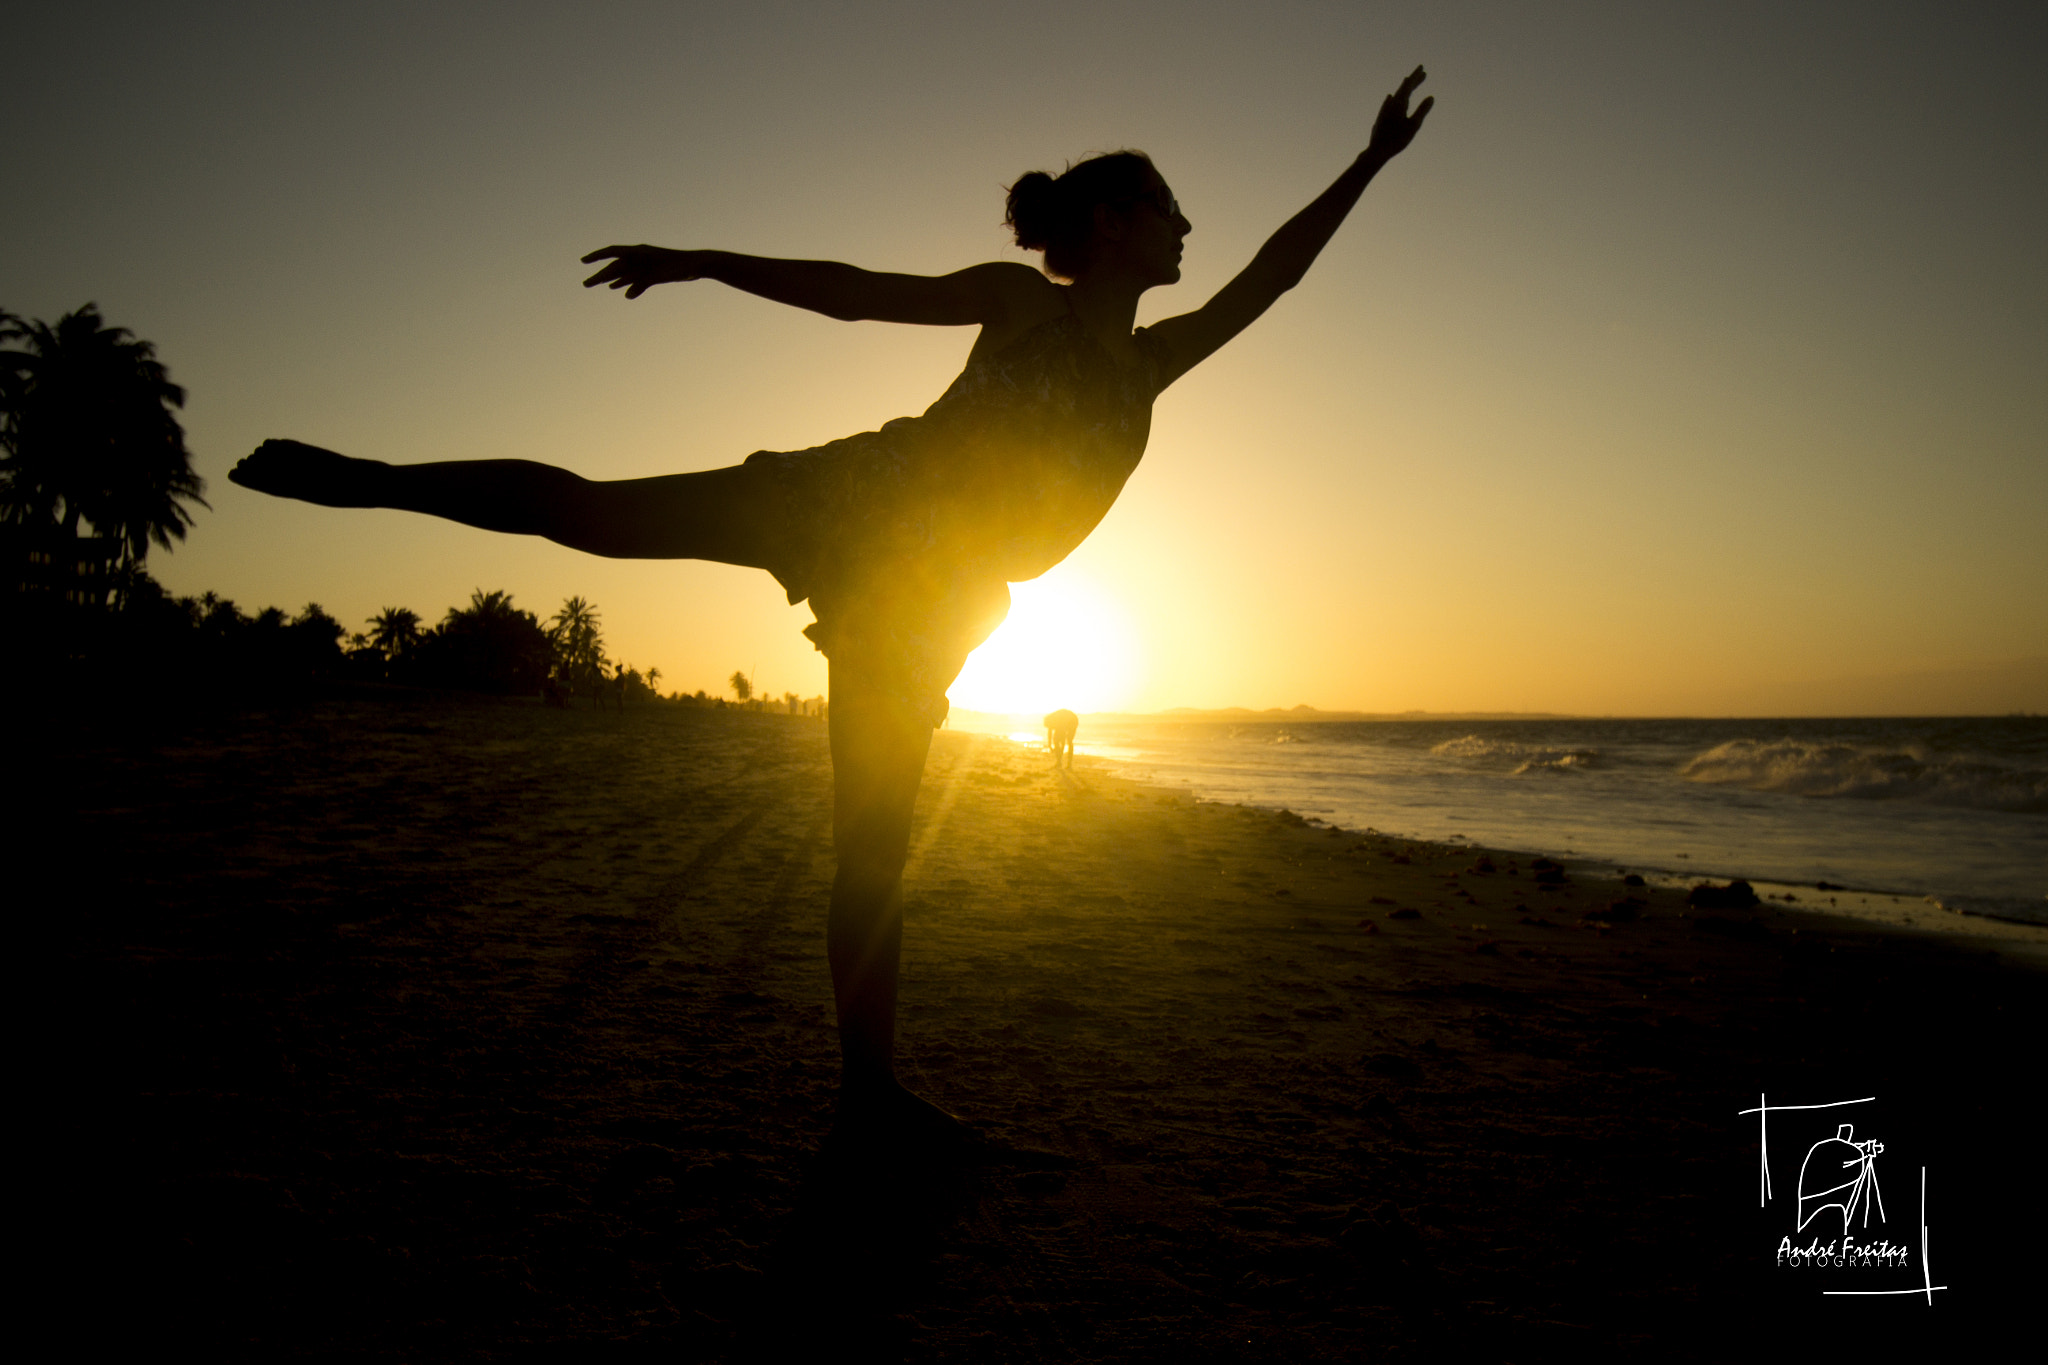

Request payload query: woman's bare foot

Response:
[229,439,390,507]
[827,1078,1074,1170]
[831,1078,985,1157]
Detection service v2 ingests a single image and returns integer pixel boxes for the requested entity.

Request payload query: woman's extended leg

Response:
[228,438,789,566]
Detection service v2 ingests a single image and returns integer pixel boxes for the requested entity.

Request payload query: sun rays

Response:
[948,570,1140,715]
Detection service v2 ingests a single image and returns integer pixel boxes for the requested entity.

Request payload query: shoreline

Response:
[981,724,2048,948]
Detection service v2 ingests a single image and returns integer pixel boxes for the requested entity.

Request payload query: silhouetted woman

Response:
[232,68,1433,1149]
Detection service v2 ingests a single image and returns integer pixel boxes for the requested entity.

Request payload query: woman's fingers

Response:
[1368,67,1432,157]
[581,245,649,289]
[581,245,678,296]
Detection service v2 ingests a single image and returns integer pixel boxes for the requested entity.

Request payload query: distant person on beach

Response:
[230,68,1432,1151]
[1044,709,1079,769]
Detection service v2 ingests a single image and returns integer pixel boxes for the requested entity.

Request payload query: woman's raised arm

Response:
[581,248,1045,328]
[1145,67,1433,389]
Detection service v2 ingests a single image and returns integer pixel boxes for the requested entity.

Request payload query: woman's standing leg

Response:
[824,667,932,1103]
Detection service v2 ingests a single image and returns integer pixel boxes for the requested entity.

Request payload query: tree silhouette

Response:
[729,670,752,702]
[547,594,612,705]
[368,606,422,665]
[282,602,346,678]
[548,595,605,676]
[413,589,552,694]
[1,304,207,578]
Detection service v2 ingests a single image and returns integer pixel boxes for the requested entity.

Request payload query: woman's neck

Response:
[1062,274,1146,346]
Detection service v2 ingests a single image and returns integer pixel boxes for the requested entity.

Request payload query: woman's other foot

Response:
[229,438,388,507]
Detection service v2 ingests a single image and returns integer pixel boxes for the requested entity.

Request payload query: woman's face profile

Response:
[1099,167,1190,286]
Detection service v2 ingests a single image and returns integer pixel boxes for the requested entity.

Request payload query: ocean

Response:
[961,714,2047,926]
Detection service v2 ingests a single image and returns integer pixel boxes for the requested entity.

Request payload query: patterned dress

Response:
[746,304,1166,725]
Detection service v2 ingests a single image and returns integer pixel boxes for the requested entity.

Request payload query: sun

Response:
[948,570,1140,715]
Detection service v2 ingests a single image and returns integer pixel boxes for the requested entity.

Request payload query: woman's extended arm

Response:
[1146,67,1433,388]
[581,247,1044,328]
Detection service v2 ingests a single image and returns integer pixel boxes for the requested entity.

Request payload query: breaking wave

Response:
[1430,735,1600,775]
[1680,738,2048,814]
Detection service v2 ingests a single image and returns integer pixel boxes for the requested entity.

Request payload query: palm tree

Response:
[368,606,422,662]
[729,670,752,702]
[548,595,608,701]
[548,595,602,659]
[646,665,662,697]
[1,304,207,580]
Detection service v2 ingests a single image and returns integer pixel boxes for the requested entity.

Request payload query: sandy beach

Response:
[30,691,2043,1360]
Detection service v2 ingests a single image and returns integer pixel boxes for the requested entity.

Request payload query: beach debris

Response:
[1816,880,1846,891]
[1468,940,1500,955]
[1389,908,1420,920]
[1369,895,1395,905]
[1468,856,1496,874]
[1592,897,1646,923]
[1531,858,1569,885]
[1518,913,1556,927]
[1622,873,1646,887]
[1685,879,1759,910]
[1357,919,1379,933]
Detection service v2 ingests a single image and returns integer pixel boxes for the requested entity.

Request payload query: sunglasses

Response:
[1130,185,1181,219]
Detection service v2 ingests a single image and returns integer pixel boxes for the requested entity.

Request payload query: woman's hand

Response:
[580,245,706,299]
[1365,66,1433,163]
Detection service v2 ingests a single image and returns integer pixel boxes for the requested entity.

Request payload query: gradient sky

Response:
[7,1,2044,714]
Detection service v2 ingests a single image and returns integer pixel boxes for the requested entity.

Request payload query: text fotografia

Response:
[1776,1236,1913,1270]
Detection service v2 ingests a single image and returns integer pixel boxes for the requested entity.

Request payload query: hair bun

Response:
[1004,171,1060,252]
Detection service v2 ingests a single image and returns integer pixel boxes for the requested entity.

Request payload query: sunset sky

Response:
[7,1,2044,715]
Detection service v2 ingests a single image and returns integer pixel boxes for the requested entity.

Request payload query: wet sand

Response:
[31,692,2043,1359]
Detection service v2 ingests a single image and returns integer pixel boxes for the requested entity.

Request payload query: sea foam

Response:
[1430,735,1600,775]
[1680,738,2048,814]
